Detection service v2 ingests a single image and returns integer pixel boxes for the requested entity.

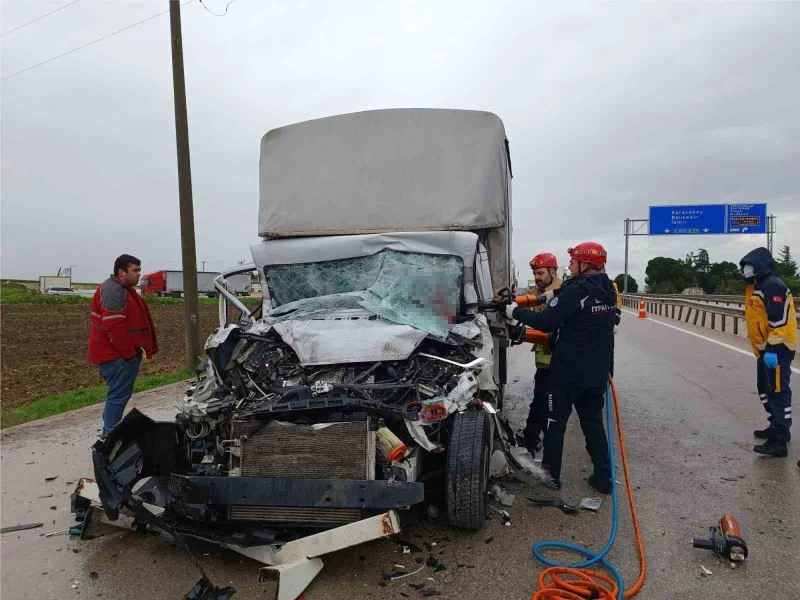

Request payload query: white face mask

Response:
[742,265,755,278]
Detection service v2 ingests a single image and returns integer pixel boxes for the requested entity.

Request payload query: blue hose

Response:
[531,384,624,599]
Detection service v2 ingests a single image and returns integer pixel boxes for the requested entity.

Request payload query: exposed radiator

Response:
[228,506,361,525]
[228,418,375,524]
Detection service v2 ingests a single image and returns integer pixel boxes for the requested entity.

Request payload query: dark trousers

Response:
[756,354,793,442]
[524,367,550,450]
[542,375,611,485]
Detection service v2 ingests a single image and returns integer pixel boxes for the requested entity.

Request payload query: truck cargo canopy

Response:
[258,109,510,238]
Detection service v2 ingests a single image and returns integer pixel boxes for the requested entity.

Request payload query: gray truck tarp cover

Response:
[258,108,512,289]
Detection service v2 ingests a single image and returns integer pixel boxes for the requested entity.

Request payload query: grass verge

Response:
[1,368,194,429]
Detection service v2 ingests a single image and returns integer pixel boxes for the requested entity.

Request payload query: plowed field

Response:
[1,303,221,409]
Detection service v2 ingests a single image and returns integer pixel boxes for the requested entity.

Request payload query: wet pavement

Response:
[2,316,799,599]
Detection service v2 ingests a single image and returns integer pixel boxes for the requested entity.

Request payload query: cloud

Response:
[2,1,798,286]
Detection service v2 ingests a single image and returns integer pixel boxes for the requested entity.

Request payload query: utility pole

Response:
[201,260,206,271]
[169,0,200,369]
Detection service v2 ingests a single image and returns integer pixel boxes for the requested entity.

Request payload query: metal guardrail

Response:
[620,294,800,336]
[636,293,745,307]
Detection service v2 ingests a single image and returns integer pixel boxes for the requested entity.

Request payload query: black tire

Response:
[154,291,161,297]
[446,410,490,529]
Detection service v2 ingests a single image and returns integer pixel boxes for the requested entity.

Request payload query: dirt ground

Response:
[0,303,222,409]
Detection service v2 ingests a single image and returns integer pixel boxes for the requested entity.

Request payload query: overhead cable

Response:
[2,0,194,82]
[1,0,81,37]
[198,0,236,17]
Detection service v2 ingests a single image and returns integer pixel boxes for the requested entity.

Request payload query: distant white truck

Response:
[39,275,71,293]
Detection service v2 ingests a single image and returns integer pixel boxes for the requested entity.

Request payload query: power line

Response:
[198,0,236,17]
[1,0,80,37]
[2,0,194,82]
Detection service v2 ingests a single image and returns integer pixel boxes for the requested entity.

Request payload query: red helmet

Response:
[530,252,558,270]
[568,242,607,267]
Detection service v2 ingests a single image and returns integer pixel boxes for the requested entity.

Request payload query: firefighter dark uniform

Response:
[740,247,796,457]
[508,242,616,492]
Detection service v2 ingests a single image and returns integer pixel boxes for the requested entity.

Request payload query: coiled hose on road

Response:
[531,376,647,599]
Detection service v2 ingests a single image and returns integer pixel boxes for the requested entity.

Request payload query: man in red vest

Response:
[88,254,158,436]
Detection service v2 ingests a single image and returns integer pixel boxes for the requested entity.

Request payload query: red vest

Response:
[88,278,158,365]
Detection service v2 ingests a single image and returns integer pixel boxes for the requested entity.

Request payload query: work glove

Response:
[138,347,149,362]
[763,352,778,369]
[538,290,555,305]
[505,302,518,320]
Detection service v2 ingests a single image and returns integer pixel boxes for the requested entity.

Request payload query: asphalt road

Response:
[1,313,799,599]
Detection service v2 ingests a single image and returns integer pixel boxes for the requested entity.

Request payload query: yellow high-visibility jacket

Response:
[612,281,622,327]
[745,279,796,357]
[528,276,562,368]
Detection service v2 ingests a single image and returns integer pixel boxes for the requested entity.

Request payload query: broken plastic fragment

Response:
[388,564,424,581]
[700,565,713,577]
[184,577,236,599]
[489,484,516,506]
[579,497,602,512]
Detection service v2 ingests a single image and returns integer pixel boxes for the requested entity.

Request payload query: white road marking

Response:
[620,308,800,375]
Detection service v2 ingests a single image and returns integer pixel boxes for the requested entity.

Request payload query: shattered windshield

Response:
[264,250,463,339]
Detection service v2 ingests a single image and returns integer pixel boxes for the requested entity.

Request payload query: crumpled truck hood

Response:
[269,310,429,366]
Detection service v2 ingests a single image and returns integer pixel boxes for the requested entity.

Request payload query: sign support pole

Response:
[622,219,649,293]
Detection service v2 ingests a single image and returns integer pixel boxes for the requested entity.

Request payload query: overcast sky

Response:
[2,1,798,287]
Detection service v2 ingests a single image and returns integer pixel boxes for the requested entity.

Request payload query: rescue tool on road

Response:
[692,514,748,562]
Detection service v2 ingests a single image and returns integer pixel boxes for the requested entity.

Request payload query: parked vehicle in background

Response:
[39,275,71,293]
[43,286,79,296]
[139,270,219,298]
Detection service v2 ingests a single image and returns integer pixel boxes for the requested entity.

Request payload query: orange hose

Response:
[530,376,647,599]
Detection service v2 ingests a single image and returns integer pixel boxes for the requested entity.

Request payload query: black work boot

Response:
[587,474,612,495]
[753,439,788,457]
[753,428,773,439]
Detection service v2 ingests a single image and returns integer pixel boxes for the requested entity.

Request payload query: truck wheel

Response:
[446,410,490,529]
[154,292,161,297]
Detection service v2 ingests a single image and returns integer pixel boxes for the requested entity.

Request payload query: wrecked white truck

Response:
[76,109,522,599]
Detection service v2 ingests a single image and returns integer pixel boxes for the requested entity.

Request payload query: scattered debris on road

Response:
[579,497,602,512]
[488,504,512,527]
[700,565,713,577]
[489,483,516,506]
[527,497,579,515]
[184,577,237,600]
[0,522,43,534]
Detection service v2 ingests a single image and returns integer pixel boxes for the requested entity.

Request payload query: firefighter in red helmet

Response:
[505,242,616,493]
[522,252,562,453]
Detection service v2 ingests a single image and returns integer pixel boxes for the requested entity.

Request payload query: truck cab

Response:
[89,110,516,599]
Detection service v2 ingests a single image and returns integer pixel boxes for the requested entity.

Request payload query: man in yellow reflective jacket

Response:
[740,247,796,457]
[522,253,562,453]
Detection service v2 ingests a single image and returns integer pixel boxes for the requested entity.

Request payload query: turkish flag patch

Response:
[773,295,783,303]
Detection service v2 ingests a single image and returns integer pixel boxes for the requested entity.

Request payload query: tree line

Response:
[613,245,798,295]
